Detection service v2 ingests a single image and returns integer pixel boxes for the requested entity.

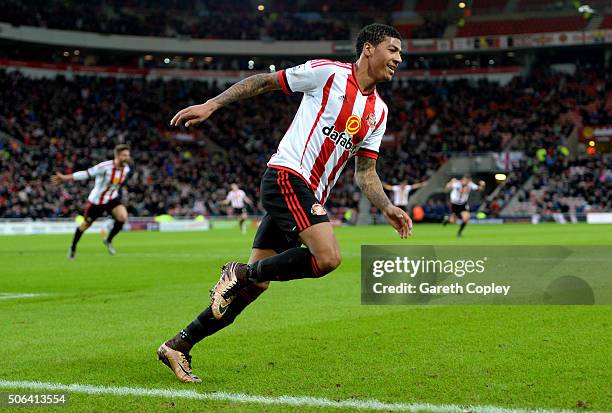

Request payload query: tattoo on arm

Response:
[212,73,281,107]
[354,157,392,211]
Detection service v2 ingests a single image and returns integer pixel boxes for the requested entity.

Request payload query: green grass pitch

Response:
[0,223,611,412]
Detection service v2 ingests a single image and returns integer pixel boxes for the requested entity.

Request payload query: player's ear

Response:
[363,42,374,57]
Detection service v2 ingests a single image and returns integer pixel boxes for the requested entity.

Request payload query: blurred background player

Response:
[383,180,427,212]
[221,183,255,234]
[443,175,485,238]
[157,23,411,383]
[51,144,131,259]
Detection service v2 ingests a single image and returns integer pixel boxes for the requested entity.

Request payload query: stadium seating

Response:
[1,61,608,220]
[517,0,564,12]
[601,15,612,29]
[415,0,449,13]
[0,0,351,40]
[457,16,588,37]
[471,0,508,13]
[508,156,612,216]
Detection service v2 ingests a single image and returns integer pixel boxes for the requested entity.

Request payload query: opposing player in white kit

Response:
[443,175,485,238]
[221,183,255,234]
[51,144,131,259]
[158,24,410,383]
[383,180,428,211]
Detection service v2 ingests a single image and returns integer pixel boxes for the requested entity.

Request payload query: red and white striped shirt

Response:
[391,184,412,206]
[269,59,388,204]
[73,160,130,205]
[226,189,247,208]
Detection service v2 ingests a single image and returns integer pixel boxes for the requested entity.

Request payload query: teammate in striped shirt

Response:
[382,180,428,211]
[51,144,131,259]
[158,24,410,383]
[221,183,254,234]
[442,175,486,238]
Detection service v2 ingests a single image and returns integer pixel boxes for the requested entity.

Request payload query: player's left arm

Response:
[170,72,282,127]
[355,156,412,239]
[410,180,428,190]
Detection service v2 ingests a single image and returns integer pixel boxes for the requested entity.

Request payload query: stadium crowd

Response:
[0,60,609,220]
[0,0,414,41]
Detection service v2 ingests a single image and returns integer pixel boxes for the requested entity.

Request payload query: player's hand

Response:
[170,100,221,128]
[479,180,486,186]
[382,205,413,239]
[51,173,66,185]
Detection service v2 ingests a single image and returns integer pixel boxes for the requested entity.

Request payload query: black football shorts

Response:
[451,202,469,215]
[83,197,123,223]
[253,167,330,253]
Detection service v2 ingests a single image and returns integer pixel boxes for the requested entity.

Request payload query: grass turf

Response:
[0,223,610,412]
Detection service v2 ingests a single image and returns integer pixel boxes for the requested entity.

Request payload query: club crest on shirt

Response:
[366,112,377,128]
[311,203,327,216]
[345,114,361,135]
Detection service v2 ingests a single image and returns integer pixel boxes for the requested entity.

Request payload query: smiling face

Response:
[365,36,402,82]
[115,150,130,167]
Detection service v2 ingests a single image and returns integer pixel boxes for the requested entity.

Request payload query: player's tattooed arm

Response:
[170,73,281,127]
[211,73,281,107]
[354,157,392,211]
[355,156,413,238]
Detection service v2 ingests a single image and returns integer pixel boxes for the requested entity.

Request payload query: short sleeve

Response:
[470,182,479,190]
[87,162,106,178]
[279,60,336,95]
[356,108,387,160]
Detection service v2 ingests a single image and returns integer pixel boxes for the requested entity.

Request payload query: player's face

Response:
[371,37,402,82]
[116,150,130,166]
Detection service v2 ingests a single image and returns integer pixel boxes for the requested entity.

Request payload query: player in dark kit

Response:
[157,24,411,383]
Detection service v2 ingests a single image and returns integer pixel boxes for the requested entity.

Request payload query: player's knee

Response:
[314,250,342,275]
[254,281,270,291]
[116,216,127,224]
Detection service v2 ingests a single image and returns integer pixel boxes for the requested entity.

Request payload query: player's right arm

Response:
[382,183,394,191]
[170,72,282,128]
[51,164,100,185]
[171,60,333,128]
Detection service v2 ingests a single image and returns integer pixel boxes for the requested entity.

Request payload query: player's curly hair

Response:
[355,23,402,57]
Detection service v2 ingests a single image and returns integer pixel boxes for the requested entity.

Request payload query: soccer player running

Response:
[51,144,131,259]
[382,180,427,212]
[442,175,485,238]
[158,24,411,383]
[221,183,254,234]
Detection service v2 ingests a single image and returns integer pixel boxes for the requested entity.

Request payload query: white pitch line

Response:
[0,380,602,413]
[0,293,47,300]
